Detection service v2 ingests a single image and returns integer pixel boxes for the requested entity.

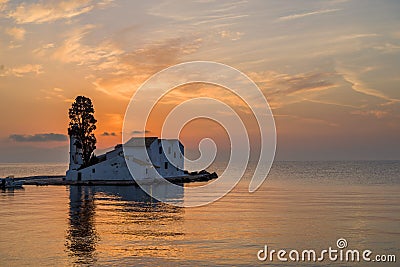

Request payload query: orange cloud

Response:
[351,110,389,119]
[337,66,397,103]
[6,0,103,24]
[39,88,69,101]
[0,64,43,77]
[219,30,244,41]
[91,37,203,99]
[53,24,124,67]
[5,26,26,40]
[250,71,337,94]
[32,43,55,57]
[247,70,338,109]
[0,0,8,12]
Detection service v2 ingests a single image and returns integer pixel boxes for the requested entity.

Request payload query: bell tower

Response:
[68,124,83,171]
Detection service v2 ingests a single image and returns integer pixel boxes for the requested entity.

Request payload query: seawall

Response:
[15,172,218,186]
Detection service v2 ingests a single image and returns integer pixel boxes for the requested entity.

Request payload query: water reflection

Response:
[1,187,25,195]
[66,184,184,264]
[66,186,98,265]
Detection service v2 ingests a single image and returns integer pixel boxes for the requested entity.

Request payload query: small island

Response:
[17,96,218,186]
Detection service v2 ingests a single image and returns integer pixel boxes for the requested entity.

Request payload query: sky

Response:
[0,0,399,163]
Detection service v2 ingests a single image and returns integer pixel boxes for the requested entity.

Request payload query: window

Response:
[168,147,171,154]
[164,162,168,169]
[174,152,176,158]
[92,168,95,173]
[159,146,162,154]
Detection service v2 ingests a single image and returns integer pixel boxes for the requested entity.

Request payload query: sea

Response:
[0,161,399,266]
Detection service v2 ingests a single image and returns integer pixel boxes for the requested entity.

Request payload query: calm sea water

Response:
[0,161,399,266]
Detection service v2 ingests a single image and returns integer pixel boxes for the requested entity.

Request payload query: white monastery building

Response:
[66,135,185,181]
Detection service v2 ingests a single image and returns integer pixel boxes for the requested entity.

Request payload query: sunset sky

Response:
[0,0,399,163]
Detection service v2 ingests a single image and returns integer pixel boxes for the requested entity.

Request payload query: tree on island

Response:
[68,96,97,167]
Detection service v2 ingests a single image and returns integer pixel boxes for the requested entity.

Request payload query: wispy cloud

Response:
[373,43,400,54]
[219,30,244,41]
[148,0,248,28]
[280,114,339,127]
[303,98,360,110]
[250,71,337,96]
[39,87,69,101]
[33,43,55,56]
[336,33,379,41]
[351,109,389,119]
[6,0,114,24]
[337,67,398,103]
[7,0,92,24]
[191,14,248,26]
[277,9,340,22]
[52,24,124,68]
[152,70,339,112]
[5,26,26,40]
[0,64,43,77]
[274,72,337,95]
[92,37,203,99]
[0,0,8,12]
[9,133,67,142]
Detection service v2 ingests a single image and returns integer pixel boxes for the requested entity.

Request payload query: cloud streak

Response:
[132,130,150,134]
[0,64,43,77]
[52,24,124,67]
[337,67,398,103]
[101,132,117,136]
[250,71,337,96]
[351,109,389,119]
[277,9,340,22]
[6,0,113,24]
[9,133,67,142]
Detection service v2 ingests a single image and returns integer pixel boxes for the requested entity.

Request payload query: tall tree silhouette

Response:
[68,96,97,167]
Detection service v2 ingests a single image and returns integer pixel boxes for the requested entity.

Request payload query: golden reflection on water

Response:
[60,181,400,266]
[65,185,185,265]
[1,161,400,266]
[66,186,98,265]
[0,186,70,266]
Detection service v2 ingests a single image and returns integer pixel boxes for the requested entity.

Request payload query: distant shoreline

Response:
[1,159,400,165]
